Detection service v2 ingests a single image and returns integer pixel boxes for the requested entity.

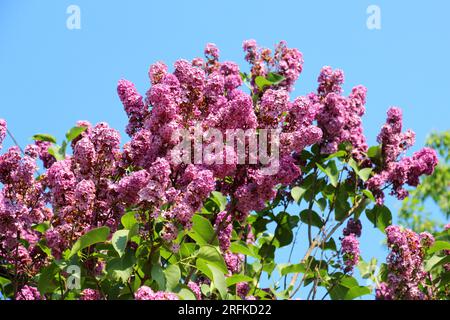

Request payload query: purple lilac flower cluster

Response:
[135,286,179,300]
[376,226,435,300]
[367,108,438,204]
[340,218,362,273]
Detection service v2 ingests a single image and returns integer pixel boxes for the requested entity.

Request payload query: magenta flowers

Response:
[0,40,443,301]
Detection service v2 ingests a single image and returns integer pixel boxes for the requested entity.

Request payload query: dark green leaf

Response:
[300,209,324,228]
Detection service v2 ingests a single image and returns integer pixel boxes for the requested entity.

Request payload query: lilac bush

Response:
[0,40,447,300]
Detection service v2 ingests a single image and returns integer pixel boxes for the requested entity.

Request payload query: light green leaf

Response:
[230,241,258,258]
[65,126,87,142]
[69,226,110,258]
[32,133,57,144]
[255,76,273,90]
[428,241,450,254]
[177,288,196,300]
[188,214,218,245]
[225,274,253,287]
[209,264,227,299]
[197,245,228,274]
[357,168,372,182]
[291,186,306,203]
[164,265,181,291]
[112,229,129,257]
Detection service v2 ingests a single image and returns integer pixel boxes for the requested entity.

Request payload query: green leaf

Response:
[230,241,258,258]
[324,150,347,161]
[177,288,196,300]
[164,265,181,291]
[210,191,227,211]
[362,190,375,202]
[357,168,372,182]
[151,264,166,290]
[37,263,59,294]
[424,255,450,272]
[345,286,371,300]
[189,214,218,246]
[47,145,65,161]
[428,241,450,254]
[265,72,285,84]
[365,205,392,233]
[317,161,339,187]
[274,224,293,247]
[106,249,136,283]
[32,221,50,234]
[368,145,382,165]
[121,211,138,230]
[225,274,253,287]
[65,126,87,142]
[196,258,213,280]
[69,226,110,258]
[291,186,306,203]
[32,133,57,144]
[316,198,327,212]
[299,209,324,228]
[255,76,273,90]
[323,238,337,252]
[111,229,129,257]
[280,263,306,276]
[258,243,276,260]
[197,245,228,274]
[209,264,227,299]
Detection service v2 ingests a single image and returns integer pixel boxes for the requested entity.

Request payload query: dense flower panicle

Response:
[135,286,179,300]
[204,43,220,73]
[273,40,304,92]
[317,66,344,96]
[343,218,362,237]
[341,234,360,273]
[224,252,244,274]
[16,285,43,300]
[376,225,434,300]
[117,79,147,136]
[236,282,250,299]
[116,170,150,205]
[215,211,232,251]
[188,281,202,300]
[367,147,438,204]
[80,288,102,300]
[377,107,415,167]
[314,67,368,157]
[148,61,168,85]
[367,106,438,204]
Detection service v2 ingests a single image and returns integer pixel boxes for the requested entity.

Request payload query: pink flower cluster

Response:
[135,286,179,300]
[340,219,362,273]
[116,40,322,264]
[376,226,434,300]
[314,67,368,158]
[367,108,438,204]
[15,285,43,300]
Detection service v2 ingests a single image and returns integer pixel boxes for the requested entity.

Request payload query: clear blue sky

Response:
[1,0,449,298]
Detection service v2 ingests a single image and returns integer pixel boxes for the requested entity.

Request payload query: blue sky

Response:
[1,0,449,298]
